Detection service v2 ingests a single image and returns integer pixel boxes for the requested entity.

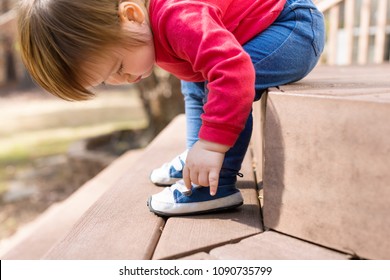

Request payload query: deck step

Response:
[152,150,263,260]
[260,64,390,259]
[43,116,188,259]
[43,115,262,259]
[0,149,144,259]
[181,231,350,260]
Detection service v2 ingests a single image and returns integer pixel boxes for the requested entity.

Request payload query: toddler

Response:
[18,0,325,216]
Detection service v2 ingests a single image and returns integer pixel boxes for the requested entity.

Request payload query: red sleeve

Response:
[159,3,255,146]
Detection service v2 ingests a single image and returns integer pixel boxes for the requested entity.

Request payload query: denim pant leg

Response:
[181,81,205,149]
[181,0,325,186]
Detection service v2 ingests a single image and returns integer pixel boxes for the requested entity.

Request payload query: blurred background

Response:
[0,0,389,246]
[0,0,185,242]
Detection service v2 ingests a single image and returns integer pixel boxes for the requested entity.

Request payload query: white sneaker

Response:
[150,150,187,186]
[147,180,243,216]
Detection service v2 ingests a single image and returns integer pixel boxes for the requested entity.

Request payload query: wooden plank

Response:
[251,102,262,183]
[316,0,344,12]
[152,151,263,260]
[327,5,340,65]
[1,149,143,259]
[358,0,371,64]
[210,231,350,259]
[343,0,355,64]
[251,95,267,184]
[262,65,390,259]
[275,86,390,97]
[44,115,187,259]
[374,0,388,63]
[280,64,390,92]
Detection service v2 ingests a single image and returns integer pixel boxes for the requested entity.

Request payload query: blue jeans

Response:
[181,0,325,186]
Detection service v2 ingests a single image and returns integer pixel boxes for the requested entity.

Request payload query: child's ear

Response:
[118,1,145,24]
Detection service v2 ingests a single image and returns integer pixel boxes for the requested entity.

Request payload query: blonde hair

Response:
[18,0,150,101]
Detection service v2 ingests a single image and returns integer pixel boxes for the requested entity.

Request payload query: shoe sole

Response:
[147,196,244,217]
[149,175,182,186]
[152,181,179,187]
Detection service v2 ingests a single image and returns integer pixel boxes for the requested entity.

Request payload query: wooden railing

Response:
[316,0,389,65]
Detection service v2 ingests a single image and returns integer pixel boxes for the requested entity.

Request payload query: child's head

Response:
[18,0,154,101]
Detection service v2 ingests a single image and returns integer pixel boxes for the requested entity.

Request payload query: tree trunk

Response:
[135,69,185,137]
[4,36,16,83]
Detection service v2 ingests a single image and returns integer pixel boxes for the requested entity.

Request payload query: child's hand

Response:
[183,139,229,196]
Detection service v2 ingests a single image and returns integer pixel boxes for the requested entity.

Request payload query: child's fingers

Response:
[208,170,219,196]
[197,172,209,187]
[183,166,192,191]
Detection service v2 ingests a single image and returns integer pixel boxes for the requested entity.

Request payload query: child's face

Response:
[83,0,155,87]
[85,42,155,87]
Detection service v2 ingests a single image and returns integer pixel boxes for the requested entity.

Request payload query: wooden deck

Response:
[43,115,264,260]
[1,64,389,260]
